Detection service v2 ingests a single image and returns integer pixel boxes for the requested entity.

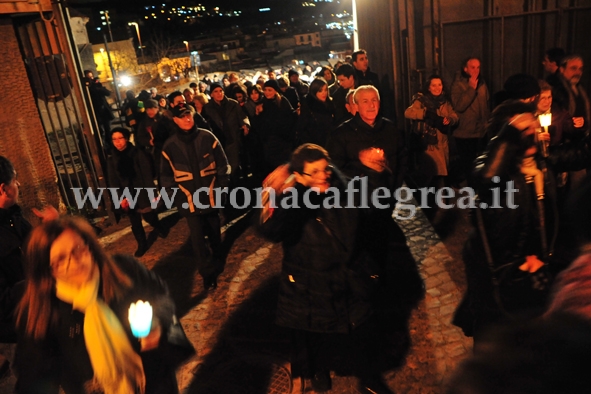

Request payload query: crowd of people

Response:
[1,45,591,393]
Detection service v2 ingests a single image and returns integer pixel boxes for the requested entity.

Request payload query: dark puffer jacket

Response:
[257,181,374,334]
[160,126,230,215]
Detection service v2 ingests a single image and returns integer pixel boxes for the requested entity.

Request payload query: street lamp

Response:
[128,22,145,71]
[100,10,114,42]
[183,41,189,52]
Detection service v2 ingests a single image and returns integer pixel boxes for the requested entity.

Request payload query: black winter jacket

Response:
[327,114,407,194]
[297,94,335,147]
[160,126,230,215]
[108,144,156,210]
[257,182,374,334]
[256,96,297,169]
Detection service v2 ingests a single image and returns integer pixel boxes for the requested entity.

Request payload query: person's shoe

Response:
[134,243,148,257]
[311,371,331,392]
[203,274,218,291]
[358,376,395,394]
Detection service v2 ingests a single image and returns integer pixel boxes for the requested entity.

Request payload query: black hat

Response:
[144,99,159,109]
[503,74,541,100]
[171,104,192,118]
[210,83,224,93]
[264,79,280,92]
[288,69,299,77]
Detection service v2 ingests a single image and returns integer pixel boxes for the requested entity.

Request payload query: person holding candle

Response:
[13,216,189,394]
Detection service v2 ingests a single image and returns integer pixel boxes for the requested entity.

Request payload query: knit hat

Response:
[264,79,280,92]
[144,99,159,109]
[210,83,224,93]
[288,69,299,77]
[503,74,541,100]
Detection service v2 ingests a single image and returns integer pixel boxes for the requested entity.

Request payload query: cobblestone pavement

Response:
[0,201,473,394]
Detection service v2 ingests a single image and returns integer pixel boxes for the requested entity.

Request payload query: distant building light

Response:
[259,8,271,12]
[102,22,107,25]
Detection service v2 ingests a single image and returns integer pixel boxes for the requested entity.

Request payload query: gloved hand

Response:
[424,109,445,131]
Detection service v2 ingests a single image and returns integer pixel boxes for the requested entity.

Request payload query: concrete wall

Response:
[0,18,62,222]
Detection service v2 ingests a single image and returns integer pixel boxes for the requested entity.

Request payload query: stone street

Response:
[0,201,474,394]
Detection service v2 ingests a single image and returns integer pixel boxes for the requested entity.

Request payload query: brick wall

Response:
[0,17,62,223]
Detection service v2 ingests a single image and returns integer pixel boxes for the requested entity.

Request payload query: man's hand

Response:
[32,205,59,222]
[573,117,585,128]
[359,147,388,173]
[120,198,130,211]
[263,164,295,194]
[242,124,249,136]
[469,74,478,90]
[519,255,545,273]
[255,104,263,115]
[537,132,551,142]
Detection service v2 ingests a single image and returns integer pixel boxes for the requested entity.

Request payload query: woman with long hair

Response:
[14,216,190,393]
[405,75,458,219]
[297,77,335,147]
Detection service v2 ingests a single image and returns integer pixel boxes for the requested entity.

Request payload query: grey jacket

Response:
[450,71,490,139]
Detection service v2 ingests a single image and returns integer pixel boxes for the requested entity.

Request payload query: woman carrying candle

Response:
[14,216,190,393]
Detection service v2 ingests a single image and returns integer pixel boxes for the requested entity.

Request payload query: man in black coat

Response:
[202,83,250,185]
[351,50,381,91]
[161,106,230,290]
[333,64,357,126]
[327,85,407,197]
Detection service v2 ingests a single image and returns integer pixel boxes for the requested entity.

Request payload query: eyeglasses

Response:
[51,243,89,272]
[302,165,333,178]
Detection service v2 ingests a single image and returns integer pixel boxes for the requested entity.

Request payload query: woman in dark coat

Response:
[297,77,335,148]
[14,216,191,393]
[257,144,395,394]
[108,127,167,257]
[256,80,297,175]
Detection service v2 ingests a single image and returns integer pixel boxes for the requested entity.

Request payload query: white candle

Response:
[128,300,153,338]
[539,113,552,128]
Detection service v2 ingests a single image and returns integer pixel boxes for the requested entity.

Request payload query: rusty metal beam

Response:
[0,0,52,14]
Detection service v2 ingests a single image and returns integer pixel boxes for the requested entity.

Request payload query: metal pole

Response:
[105,10,114,43]
[103,33,122,110]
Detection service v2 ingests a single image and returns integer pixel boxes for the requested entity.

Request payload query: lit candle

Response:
[538,112,552,128]
[128,300,153,338]
[537,113,552,158]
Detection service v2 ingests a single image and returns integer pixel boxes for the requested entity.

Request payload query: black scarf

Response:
[419,93,447,111]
